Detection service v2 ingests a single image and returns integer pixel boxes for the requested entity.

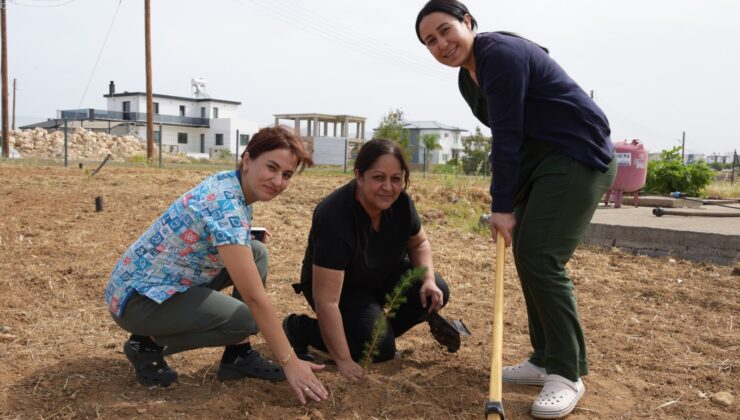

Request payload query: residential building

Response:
[25,80,258,158]
[705,152,736,165]
[273,113,366,165]
[403,121,467,165]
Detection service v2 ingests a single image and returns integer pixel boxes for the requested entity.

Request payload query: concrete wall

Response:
[582,224,740,265]
[312,137,349,165]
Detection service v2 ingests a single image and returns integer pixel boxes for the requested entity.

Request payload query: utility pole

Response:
[145,0,154,161]
[681,131,686,164]
[1,0,9,158]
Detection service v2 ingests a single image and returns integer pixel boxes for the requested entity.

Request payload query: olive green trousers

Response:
[111,241,268,356]
[512,146,616,382]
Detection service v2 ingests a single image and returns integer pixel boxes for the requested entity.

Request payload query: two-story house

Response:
[404,121,467,165]
[55,81,258,158]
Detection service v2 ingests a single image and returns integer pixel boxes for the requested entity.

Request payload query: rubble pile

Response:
[9,127,160,161]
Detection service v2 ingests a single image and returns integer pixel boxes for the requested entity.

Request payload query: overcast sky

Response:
[6,0,740,154]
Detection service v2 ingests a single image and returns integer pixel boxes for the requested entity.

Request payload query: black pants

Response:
[298,262,450,362]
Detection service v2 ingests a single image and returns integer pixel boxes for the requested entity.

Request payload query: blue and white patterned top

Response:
[105,170,252,317]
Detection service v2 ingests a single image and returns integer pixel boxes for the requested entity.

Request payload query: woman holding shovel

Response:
[105,126,328,405]
[416,1,616,417]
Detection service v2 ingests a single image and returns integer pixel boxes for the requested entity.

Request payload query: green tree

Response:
[421,133,442,173]
[644,146,715,196]
[374,108,409,152]
[461,126,491,175]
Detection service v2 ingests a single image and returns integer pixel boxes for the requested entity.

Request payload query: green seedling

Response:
[361,266,427,370]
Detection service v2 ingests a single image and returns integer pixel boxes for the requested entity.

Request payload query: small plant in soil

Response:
[360,266,427,370]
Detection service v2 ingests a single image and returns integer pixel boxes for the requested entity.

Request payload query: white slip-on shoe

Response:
[530,374,585,419]
[502,360,548,385]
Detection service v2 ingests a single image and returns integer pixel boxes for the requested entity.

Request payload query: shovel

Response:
[485,232,506,419]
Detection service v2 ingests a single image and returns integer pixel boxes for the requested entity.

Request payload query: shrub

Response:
[433,161,460,175]
[644,146,715,196]
[461,127,491,175]
[126,154,148,163]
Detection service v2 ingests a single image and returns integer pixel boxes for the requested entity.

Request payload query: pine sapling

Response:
[361,266,428,370]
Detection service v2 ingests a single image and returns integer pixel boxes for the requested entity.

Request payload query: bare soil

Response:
[0,165,737,419]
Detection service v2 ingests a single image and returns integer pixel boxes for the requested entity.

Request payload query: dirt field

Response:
[0,164,737,419]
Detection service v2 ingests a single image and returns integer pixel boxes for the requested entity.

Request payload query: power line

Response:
[77,0,122,108]
[234,0,449,82]
[269,0,438,75]
[9,0,78,8]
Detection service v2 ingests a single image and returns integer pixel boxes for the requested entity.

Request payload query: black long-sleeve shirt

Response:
[459,32,613,212]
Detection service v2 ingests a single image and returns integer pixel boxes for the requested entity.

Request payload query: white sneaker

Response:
[502,361,547,385]
[530,374,585,419]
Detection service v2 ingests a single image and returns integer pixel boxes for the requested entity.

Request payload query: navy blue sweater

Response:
[458,32,613,212]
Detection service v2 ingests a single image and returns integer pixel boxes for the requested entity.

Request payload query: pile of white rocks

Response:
[9,127,158,161]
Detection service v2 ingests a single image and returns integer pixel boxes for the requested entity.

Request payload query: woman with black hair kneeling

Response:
[284,139,454,382]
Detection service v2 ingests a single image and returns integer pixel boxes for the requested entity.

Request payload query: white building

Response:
[705,152,736,165]
[54,81,258,158]
[404,121,467,165]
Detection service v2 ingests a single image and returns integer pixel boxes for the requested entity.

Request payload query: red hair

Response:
[242,125,313,172]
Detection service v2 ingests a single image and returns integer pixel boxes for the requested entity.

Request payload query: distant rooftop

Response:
[403,120,467,132]
[103,92,241,105]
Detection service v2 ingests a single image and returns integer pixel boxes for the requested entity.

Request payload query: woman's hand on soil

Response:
[489,212,515,247]
[284,358,328,404]
[420,280,444,313]
[336,358,364,382]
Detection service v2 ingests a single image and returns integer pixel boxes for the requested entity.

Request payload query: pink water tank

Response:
[605,139,649,208]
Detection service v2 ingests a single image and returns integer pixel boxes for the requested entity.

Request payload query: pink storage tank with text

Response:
[604,139,649,208]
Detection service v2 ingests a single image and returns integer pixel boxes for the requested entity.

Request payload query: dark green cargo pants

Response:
[512,143,616,382]
[110,241,269,356]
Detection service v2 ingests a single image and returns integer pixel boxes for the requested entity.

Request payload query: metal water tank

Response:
[605,139,649,208]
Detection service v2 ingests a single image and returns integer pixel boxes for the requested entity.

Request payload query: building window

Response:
[122,101,131,120]
[240,134,250,145]
[200,134,205,153]
[153,102,159,114]
[178,133,188,144]
[201,107,206,118]
[213,107,219,119]
[215,133,224,146]
[179,105,185,117]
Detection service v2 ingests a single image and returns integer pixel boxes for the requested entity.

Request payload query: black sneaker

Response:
[282,314,316,362]
[123,339,178,387]
[217,350,286,382]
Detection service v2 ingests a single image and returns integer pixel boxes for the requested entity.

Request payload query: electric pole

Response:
[145,0,154,161]
[1,0,9,158]
[681,131,685,164]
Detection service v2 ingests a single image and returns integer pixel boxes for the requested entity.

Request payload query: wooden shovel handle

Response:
[486,232,506,419]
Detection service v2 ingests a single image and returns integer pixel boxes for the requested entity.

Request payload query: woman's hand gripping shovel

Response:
[485,232,506,419]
